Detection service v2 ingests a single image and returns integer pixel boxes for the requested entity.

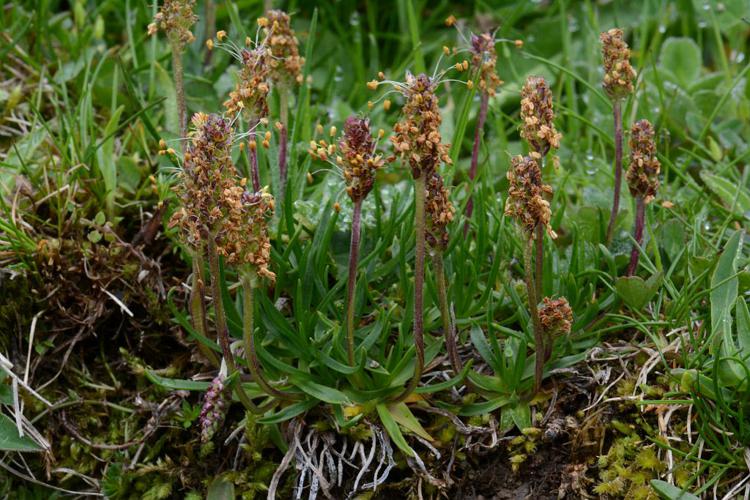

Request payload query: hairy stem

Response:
[394,174,426,403]
[627,196,646,276]
[606,99,623,245]
[278,87,289,205]
[249,119,261,192]
[241,274,295,399]
[464,91,490,236]
[524,235,544,396]
[190,248,219,366]
[206,238,263,414]
[170,45,187,147]
[535,224,544,300]
[433,250,461,376]
[345,200,363,366]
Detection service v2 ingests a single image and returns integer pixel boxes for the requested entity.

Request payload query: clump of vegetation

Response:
[2,2,749,499]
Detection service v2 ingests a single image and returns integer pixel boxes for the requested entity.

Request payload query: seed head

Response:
[223,188,276,282]
[391,73,452,179]
[626,119,660,203]
[262,10,304,87]
[520,76,561,156]
[505,154,555,238]
[470,32,503,96]
[148,0,197,52]
[600,28,636,100]
[425,172,455,250]
[539,297,573,338]
[224,47,271,119]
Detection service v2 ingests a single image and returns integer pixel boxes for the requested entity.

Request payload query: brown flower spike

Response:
[148,0,197,51]
[470,33,503,97]
[259,10,304,87]
[338,117,385,202]
[391,73,452,179]
[600,28,636,100]
[169,113,275,282]
[224,47,271,119]
[539,297,573,338]
[626,119,660,203]
[425,172,455,250]
[520,76,562,156]
[505,154,555,238]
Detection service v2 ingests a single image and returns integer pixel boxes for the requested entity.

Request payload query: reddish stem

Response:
[606,99,623,244]
[345,200,363,365]
[464,91,490,236]
[627,196,646,276]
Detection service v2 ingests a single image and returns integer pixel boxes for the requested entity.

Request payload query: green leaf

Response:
[388,402,432,442]
[288,375,350,405]
[145,370,210,391]
[711,231,746,385]
[615,272,663,310]
[376,403,415,457]
[659,37,702,88]
[650,479,700,500]
[257,399,318,425]
[154,62,178,136]
[508,401,531,431]
[206,478,235,500]
[458,396,511,417]
[700,171,750,217]
[0,413,43,452]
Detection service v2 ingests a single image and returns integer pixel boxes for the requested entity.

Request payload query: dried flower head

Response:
[148,0,197,51]
[470,32,503,96]
[169,113,275,281]
[626,120,660,203]
[539,297,573,337]
[520,76,562,156]
[425,172,455,250]
[390,73,452,179]
[200,374,227,442]
[505,154,555,238]
[224,46,271,119]
[260,10,304,87]
[600,28,636,100]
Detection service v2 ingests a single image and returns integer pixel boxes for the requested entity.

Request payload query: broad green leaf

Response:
[257,399,318,425]
[508,401,531,431]
[0,413,43,452]
[96,105,124,202]
[700,171,750,217]
[388,402,432,442]
[288,375,350,405]
[735,298,750,354]
[650,479,699,500]
[154,62,178,136]
[711,231,742,341]
[659,37,702,87]
[206,478,235,500]
[470,325,501,374]
[376,403,415,457]
[145,370,210,391]
[615,272,663,310]
[458,396,510,417]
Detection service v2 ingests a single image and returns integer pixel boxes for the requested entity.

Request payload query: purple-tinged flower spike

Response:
[520,76,562,157]
[626,120,660,276]
[505,154,555,239]
[600,29,636,101]
[200,373,227,442]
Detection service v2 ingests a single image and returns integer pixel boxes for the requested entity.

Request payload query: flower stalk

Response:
[148,0,197,146]
[386,73,452,402]
[600,28,636,244]
[345,200,363,364]
[625,119,660,276]
[464,31,502,234]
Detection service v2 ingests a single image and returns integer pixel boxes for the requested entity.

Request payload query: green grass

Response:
[1,0,750,498]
